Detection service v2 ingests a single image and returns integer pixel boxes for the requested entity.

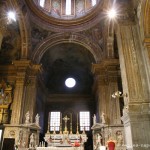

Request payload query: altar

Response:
[38,115,87,150]
[36,147,83,150]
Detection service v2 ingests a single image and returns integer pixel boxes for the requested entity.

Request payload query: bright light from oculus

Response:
[107,8,117,19]
[65,78,76,88]
[7,11,16,22]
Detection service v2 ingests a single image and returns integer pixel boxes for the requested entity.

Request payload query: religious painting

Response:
[76,0,85,16]
[51,0,61,17]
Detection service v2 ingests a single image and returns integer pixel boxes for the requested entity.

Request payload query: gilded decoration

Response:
[143,0,150,36]
[0,79,13,123]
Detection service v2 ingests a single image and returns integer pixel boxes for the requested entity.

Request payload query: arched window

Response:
[39,0,45,7]
[50,111,60,131]
[66,0,71,15]
[92,0,96,6]
[80,111,90,131]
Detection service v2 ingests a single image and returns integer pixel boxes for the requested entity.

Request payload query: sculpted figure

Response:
[35,113,40,125]
[93,114,96,125]
[101,112,105,124]
[25,111,30,124]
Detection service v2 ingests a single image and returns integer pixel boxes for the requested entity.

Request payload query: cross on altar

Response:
[63,115,70,134]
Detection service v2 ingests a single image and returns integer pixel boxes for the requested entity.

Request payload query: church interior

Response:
[0,0,150,150]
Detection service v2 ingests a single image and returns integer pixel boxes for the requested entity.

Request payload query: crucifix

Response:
[63,115,70,134]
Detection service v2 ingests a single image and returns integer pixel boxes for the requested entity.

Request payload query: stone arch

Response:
[31,33,103,64]
[12,0,29,59]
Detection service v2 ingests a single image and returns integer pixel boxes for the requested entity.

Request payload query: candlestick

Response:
[53,123,56,134]
[47,113,50,133]
[60,113,62,134]
[60,113,62,124]
[70,113,72,123]
[76,113,79,134]
[70,113,72,134]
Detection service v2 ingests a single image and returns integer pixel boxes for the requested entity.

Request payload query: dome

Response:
[33,0,100,20]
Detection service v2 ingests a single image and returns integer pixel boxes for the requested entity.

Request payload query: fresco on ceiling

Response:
[51,0,61,17]
[35,0,100,19]
[79,24,104,50]
[31,26,50,50]
[0,3,21,65]
[76,0,85,15]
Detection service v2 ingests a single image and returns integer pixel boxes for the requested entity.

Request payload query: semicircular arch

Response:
[12,0,29,59]
[31,33,103,64]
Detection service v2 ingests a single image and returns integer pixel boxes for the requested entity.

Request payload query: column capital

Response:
[27,63,42,76]
[92,59,120,75]
[13,60,31,72]
[143,37,150,46]
[92,59,120,92]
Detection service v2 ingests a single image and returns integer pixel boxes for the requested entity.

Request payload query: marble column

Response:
[117,23,150,149]
[10,60,30,124]
[92,59,122,125]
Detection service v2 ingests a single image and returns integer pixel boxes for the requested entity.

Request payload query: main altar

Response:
[37,115,87,150]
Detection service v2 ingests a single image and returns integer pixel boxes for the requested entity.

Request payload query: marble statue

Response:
[25,111,30,124]
[93,114,96,125]
[101,112,105,124]
[29,133,35,148]
[96,133,102,147]
[35,113,40,125]
[116,131,123,146]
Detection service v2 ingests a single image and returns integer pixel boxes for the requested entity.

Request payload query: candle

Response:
[60,112,62,124]
[77,113,78,124]
[70,113,72,123]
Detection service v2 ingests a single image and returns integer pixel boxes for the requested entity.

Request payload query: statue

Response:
[116,131,123,146]
[93,114,96,125]
[96,133,102,148]
[35,114,40,125]
[25,111,30,124]
[29,133,35,148]
[101,112,105,124]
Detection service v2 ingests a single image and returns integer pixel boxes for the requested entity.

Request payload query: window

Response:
[79,111,90,131]
[66,0,71,15]
[39,0,45,7]
[92,0,96,6]
[50,112,60,131]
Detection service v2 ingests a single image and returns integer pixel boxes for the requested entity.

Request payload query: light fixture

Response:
[7,11,16,22]
[65,78,76,88]
[107,8,117,19]
[112,91,127,98]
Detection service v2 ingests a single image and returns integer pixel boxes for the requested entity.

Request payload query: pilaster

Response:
[23,64,41,123]
[92,59,121,125]
[11,60,31,124]
[117,22,150,149]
